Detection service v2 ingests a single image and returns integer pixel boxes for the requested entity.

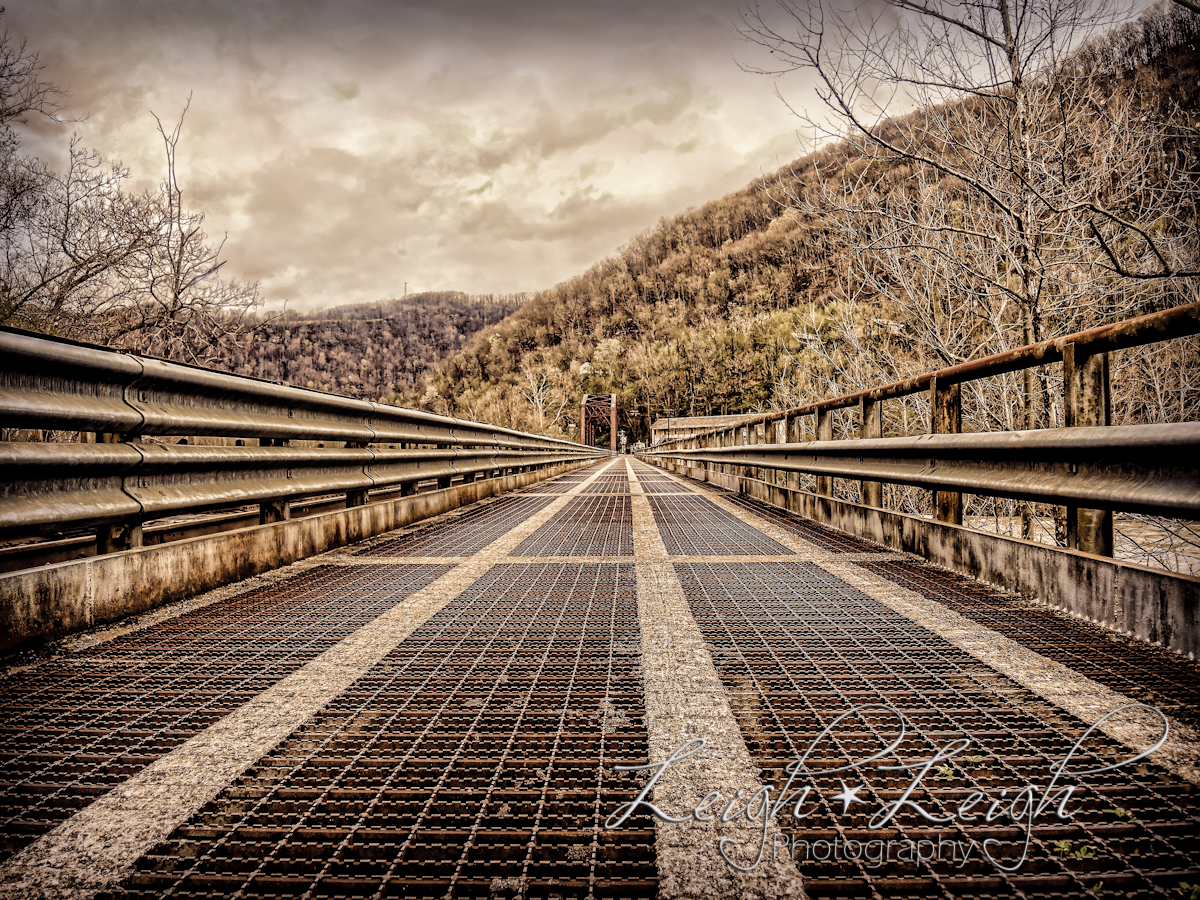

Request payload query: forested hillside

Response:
[427,2,1200,444]
[179,293,521,403]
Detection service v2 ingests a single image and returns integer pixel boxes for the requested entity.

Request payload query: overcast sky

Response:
[7,0,821,311]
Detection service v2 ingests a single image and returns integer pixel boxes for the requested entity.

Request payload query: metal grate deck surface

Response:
[675,561,1200,899]
[509,497,634,558]
[724,495,890,554]
[0,565,451,863]
[581,479,632,496]
[638,480,688,494]
[524,482,579,494]
[859,559,1200,728]
[647,496,793,556]
[362,498,555,557]
[110,562,657,900]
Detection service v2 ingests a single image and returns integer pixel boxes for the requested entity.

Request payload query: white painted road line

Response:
[627,460,806,900]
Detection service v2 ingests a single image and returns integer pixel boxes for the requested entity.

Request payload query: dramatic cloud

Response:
[7,0,815,309]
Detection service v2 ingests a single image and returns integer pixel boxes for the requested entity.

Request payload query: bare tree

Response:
[519,363,573,433]
[740,0,1199,288]
[740,0,1198,418]
[110,98,261,364]
[0,15,62,127]
[741,0,1198,547]
[1,137,159,334]
[0,15,261,362]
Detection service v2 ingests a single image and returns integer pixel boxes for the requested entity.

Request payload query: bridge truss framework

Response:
[580,392,618,451]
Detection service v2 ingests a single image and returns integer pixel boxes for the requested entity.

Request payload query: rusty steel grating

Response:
[859,559,1200,729]
[109,562,657,900]
[638,480,688,495]
[724,495,890,554]
[0,564,452,863]
[362,498,555,557]
[650,471,727,495]
[647,495,793,556]
[581,479,631,496]
[509,497,634,558]
[525,472,595,494]
[528,472,599,493]
[675,560,1200,899]
[524,481,579,494]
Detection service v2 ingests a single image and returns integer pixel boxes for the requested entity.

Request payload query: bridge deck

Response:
[1,459,1198,899]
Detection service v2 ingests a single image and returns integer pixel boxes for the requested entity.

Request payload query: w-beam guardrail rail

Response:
[643,302,1200,657]
[0,327,607,650]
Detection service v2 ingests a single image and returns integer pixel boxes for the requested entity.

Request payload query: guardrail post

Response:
[785,414,801,508]
[860,398,883,508]
[98,521,142,554]
[732,425,743,484]
[930,376,963,524]
[747,421,759,486]
[346,441,369,507]
[776,417,787,486]
[95,431,145,550]
[765,420,774,484]
[816,408,833,497]
[259,500,290,525]
[1064,341,1114,556]
[769,417,780,485]
[754,420,764,484]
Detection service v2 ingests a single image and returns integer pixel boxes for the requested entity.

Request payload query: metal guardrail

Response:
[644,302,1200,556]
[651,424,1199,519]
[0,327,606,549]
[0,327,582,448]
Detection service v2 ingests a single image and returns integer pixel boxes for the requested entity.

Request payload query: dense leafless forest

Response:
[186,293,521,402]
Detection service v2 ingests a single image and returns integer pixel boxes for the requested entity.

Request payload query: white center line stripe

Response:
[627,460,806,899]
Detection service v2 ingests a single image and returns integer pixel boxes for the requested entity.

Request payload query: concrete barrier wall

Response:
[0,461,592,653]
[654,458,1200,660]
